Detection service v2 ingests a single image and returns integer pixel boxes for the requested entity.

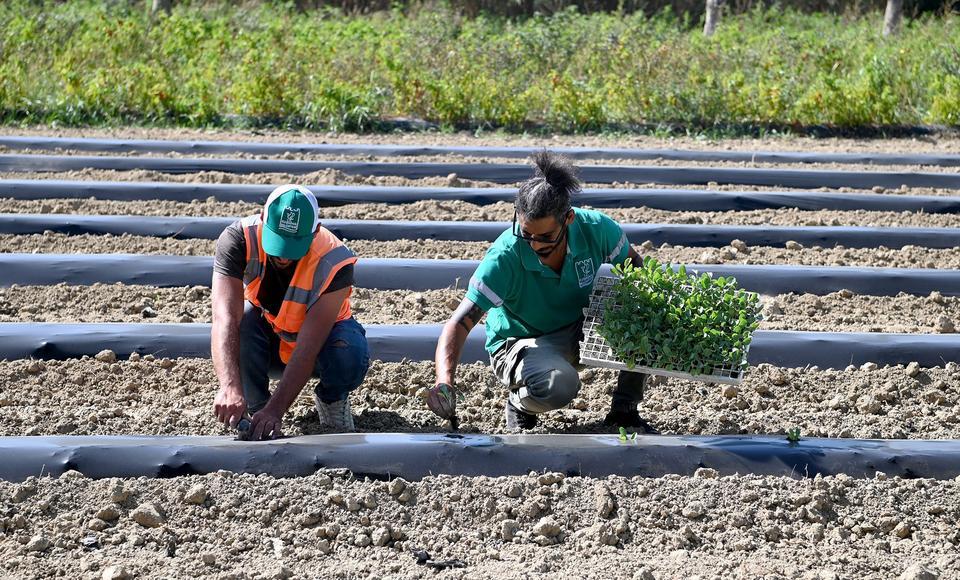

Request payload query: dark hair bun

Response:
[532,150,580,192]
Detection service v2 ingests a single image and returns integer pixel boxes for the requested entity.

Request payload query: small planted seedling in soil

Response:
[596,257,761,381]
[786,428,802,443]
[618,426,638,442]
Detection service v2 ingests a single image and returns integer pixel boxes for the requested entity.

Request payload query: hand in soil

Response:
[426,383,457,419]
[249,406,284,441]
[213,385,247,427]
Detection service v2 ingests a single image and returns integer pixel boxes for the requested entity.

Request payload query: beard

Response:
[533,225,567,257]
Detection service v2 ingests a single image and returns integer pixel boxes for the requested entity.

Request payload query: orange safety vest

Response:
[240,214,357,364]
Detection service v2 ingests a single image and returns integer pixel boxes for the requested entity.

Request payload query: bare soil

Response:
[9,146,960,177]
[6,124,959,154]
[2,285,959,335]
[1,169,956,197]
[4,233,960,270]
[8,198,960,230]
[1,358,959,440]
[2,468,957,580]
[3,130,960,580]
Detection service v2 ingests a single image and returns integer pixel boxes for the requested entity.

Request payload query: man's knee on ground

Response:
[523,365,581,411]
[315,339,369,395]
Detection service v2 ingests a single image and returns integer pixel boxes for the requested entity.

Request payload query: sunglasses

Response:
[512,209,571,244]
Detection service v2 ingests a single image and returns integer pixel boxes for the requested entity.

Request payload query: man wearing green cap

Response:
[211,184,369,440]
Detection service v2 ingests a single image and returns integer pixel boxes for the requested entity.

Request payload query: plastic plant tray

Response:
[579,275,750,385]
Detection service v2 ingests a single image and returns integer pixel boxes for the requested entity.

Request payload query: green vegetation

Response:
[787,428,802,443]
[0,1,957,132]
[618,426,638,442]
[598,258,761,377]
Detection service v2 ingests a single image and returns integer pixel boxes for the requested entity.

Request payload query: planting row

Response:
[6,150,960,177]
[2,359,959,440]
[2,468,956,579]
[4,136,958,167]
[1,285,957,335]
[1,169,956,197]
[4,154,960,191]
[6,181,960,212]
[10,214,960,250]
[12,198,960,229]
[6,234,960,269]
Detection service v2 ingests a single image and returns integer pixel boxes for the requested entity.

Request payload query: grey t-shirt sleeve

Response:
[324,263,355,295]
[213,222,246,280]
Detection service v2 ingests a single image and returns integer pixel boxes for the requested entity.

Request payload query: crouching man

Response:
[211,184,369,440]
[426,151,654,431]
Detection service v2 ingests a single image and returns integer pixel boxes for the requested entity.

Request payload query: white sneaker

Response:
[314,394,355,432]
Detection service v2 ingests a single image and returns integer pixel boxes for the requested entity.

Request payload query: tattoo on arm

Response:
[456,303,484,331]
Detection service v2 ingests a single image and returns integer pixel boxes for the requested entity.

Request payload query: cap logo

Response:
[278,207,300,234]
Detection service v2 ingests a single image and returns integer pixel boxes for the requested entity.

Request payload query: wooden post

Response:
[882,0,903,36]
[704,0,722,37]
[152,0,172,16]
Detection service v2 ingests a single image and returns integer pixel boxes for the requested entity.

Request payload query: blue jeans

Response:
[239,302,370,413]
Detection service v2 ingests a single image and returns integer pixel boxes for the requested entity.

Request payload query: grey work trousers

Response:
[490,320,647,414]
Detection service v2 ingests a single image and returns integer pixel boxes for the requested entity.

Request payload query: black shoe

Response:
[505,400,538,429]
[603,408,659,434]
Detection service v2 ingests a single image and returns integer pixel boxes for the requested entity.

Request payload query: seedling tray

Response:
[579,276,749,385]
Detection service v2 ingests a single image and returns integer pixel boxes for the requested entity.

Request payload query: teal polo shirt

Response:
[465,208,630,355]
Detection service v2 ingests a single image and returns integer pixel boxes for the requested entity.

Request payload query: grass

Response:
[0,1,957,134]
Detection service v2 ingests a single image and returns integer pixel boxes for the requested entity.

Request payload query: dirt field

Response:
[2,130,960,579]
[2,358,959,440]
[10,145,960,178]
[3,232,959,270]
[2,285,959,335]
[2,168,957,198]
[6,124,960,154]
[3,469,957,580]
[8,198,960,230]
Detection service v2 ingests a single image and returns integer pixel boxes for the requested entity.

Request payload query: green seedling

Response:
[786,428,802,443]
[618,426,638,442]
[598,257,761,377]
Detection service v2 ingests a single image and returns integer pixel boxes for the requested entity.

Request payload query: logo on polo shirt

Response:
[575,258,595,288]
[278,207,301,234]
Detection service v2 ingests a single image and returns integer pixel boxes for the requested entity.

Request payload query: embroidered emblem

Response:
[278,207,301,233]
[575,258,595,288]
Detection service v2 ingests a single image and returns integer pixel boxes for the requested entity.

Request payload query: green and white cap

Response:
[261,184,320,260]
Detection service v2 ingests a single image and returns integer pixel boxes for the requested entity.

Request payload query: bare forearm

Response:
[436,321,469,385]
[212,321,242,393]
[436,298,484,386]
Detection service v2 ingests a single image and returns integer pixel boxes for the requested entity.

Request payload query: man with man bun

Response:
[427,151,653,431]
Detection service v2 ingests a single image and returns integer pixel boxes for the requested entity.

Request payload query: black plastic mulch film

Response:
[4,180,960,212]
[1,322,958,369]
[3,138,959,483]
[2,254,959,297]
[1,434,958,482]
[2,136,958,166]
[6,213,960,249]
[2,154,959,189]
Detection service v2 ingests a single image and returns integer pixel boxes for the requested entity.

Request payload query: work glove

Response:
[426,383,457,420]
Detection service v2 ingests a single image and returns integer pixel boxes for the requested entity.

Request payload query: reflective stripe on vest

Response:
[240,215,356,363]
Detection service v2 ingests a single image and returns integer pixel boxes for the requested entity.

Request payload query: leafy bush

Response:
[598,257,761,377]
[0,1,956,132]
